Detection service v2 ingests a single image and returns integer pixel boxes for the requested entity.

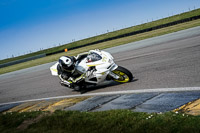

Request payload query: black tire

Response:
[112,66,133,83]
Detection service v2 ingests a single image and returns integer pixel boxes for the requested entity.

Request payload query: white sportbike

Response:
[50,49,133,90]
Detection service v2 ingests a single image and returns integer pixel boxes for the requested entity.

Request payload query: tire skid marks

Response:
[93,93,159,111]
[43,97,90,112]
[3,97,89,113]
[7,101,38,112]
[65,95,121,112]
[174,99,200,115]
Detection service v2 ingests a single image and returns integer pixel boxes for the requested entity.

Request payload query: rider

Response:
[57,53,88,90]
[57,49,103,90]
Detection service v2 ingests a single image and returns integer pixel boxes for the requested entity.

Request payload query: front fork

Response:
[108,71,120,79]
[108,63,120,80]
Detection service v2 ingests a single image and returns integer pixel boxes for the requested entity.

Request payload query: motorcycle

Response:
[50,49,133,90]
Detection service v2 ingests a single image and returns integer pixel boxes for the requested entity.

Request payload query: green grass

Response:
[1,8,200,65]
[1,110,200,133]
[0,111,42,133]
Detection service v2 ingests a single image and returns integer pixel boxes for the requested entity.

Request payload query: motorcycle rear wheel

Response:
[112,66,133,83]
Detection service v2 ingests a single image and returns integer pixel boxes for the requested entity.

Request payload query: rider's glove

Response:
[61,73,69,80]
[60,80,72,87]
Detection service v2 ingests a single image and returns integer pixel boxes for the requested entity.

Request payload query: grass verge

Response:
[1,110,200,133]
[0,18,200,75]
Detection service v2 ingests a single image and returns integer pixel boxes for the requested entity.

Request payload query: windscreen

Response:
[87,52,102,62]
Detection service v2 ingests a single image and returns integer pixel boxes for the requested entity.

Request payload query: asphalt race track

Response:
[0,26,200,104]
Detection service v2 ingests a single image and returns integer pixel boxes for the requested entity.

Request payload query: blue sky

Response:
[0,0,200,60]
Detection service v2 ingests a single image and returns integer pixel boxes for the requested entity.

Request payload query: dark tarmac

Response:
[0,27,200,114]
[0,27,200,104]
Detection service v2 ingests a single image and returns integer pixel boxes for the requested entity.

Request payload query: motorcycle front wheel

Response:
[112,66,133,83]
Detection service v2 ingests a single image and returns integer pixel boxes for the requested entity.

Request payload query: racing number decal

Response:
[102,57,107,62]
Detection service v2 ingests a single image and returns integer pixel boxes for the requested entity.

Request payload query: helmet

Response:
[59,56,75,71]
